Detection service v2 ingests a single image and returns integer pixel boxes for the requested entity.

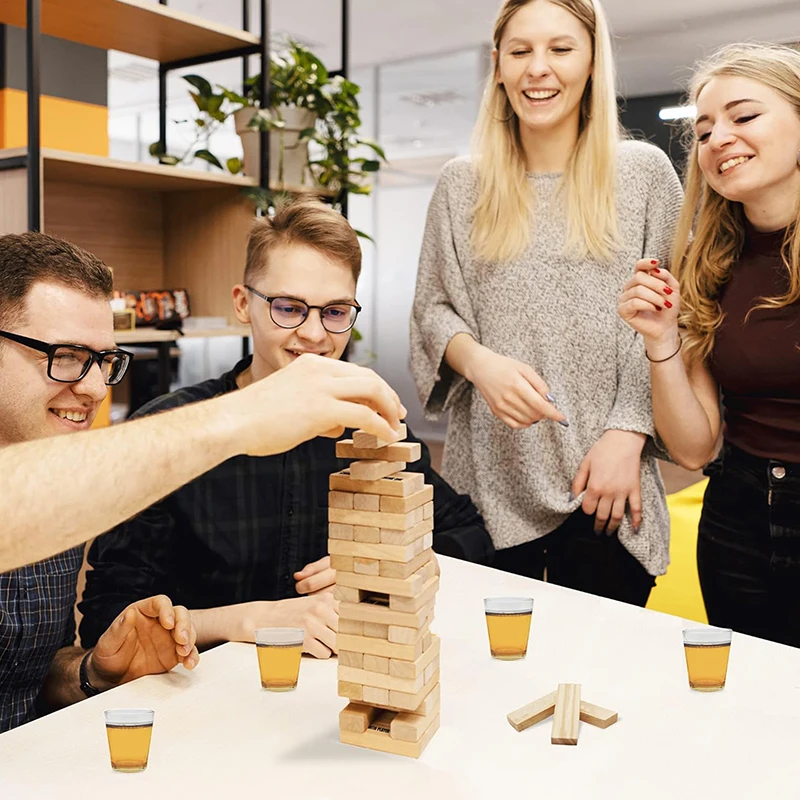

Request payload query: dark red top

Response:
[709,222,800,462]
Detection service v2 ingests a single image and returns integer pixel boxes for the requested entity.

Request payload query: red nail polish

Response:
[664,286,673,295]
[652,268,661,274]
[650,260,658,266]
[664,300,673,309]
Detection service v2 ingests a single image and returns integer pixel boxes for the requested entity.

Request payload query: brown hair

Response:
[0,232,113,329]
[244,198,362,285]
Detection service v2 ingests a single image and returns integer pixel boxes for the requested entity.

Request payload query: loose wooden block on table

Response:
[551,684,581,745]
[339,702,377,734]
[354,557,380,576]
[338,650,364,669]
[352,424,407,449]
[507,691,558,732]
[337,632,427,662]
[363,653,390,674]
[380,548,433,580]
[579,701,618,729]
[330,469,425,498]
[353,493,381,512]
[336,438,422,463]
[339,599,433,629]
[380,519,434,546]
[329,505,424,532]
[389,635,440,680]
[328,491,354,509]
[341,714,439,759]
[349,460,406,482]
[388,573,439,611]
[379,485,433,514]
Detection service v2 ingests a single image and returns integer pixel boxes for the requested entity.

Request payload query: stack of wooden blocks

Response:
[329,424,441,758]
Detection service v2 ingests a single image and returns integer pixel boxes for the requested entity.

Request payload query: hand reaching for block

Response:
[295,556,337,596]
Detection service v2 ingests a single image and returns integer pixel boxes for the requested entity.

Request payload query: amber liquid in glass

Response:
[684,643,730,691]
[106,724,153,772]
[485,611,532,660]
[256,643,303,691]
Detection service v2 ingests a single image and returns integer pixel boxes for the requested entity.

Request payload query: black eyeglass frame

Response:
[0,330,133,386]
[245,285,362,334]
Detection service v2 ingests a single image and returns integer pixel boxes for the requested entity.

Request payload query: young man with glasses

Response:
[0,232,200,732]
[80,199,493,660]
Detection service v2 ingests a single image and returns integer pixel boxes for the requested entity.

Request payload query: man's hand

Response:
[571,430,646,534]
[89,595,199,690]
[228,355,407,457]
[295,556,336,596]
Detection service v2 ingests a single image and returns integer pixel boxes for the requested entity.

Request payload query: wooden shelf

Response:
[0,0,260,63]
[115,326,251,344]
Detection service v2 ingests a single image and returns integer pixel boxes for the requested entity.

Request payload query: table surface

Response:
[2,557,799,799]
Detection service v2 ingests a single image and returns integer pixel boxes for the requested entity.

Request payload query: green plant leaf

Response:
[353,229,375,244]
[194,149,224,170]
[356,139,388,160]
[219,88,249,106]
[350,327,363,342]
[361,160,381,172]
[226,157,243,174]
[184,74,213,98]
[149,141,166,157]
[189,91,208,112]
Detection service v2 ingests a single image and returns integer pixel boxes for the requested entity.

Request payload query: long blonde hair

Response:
[673,42,800,363]
[470,0,620,263]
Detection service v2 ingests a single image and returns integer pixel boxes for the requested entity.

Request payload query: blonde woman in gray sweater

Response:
[410,0,683,605]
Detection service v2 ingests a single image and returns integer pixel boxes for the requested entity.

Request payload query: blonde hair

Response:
[673,42,800,363]
[245,198,361,285]
[470,0,620,263]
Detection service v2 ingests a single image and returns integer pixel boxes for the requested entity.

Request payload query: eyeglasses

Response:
[0,330,133,386]
[245,285,361,334]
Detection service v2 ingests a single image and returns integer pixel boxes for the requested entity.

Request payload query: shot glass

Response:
[254,627,305,691]
[484,597,534,660]
[104,709,154,772]
[682,627,732,691]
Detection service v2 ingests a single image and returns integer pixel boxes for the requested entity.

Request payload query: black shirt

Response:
[79,357,492,647]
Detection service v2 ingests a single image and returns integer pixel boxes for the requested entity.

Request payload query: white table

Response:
[2,557,799,799]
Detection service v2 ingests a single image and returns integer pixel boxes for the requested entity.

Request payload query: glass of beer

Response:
[682,627,732,691]
[484,597,534,660]
[254,627,305,691]
[104,709,154,772]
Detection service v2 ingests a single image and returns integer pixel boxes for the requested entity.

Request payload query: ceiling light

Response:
[659,105,696,121]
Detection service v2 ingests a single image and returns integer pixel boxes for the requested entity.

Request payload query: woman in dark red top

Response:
[618,42,800,647]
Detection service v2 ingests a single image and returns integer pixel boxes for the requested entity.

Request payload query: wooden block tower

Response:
[329,424,441,758]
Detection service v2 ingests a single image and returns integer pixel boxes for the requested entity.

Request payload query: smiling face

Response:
[233,243,357,381]
[694,74,800,216]
[0,281,113,446]
[495,0,593,143]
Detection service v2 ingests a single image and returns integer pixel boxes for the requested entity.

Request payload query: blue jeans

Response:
[698,443,800,647]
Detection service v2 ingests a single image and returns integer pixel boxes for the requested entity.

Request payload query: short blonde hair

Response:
[244,199,362,285]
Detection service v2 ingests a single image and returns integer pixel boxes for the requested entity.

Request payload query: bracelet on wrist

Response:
[645,335,682,363]
[79,649,102,697]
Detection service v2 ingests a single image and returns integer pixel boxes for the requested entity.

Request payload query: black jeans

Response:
[698,443,800,648]
[492,509,655,607]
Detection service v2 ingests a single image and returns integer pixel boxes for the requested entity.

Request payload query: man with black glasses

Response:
[80,199,493,660]
[0,232,200,732]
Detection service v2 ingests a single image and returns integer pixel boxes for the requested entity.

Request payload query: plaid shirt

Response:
[79,357,491,647]
[0,546,83,732]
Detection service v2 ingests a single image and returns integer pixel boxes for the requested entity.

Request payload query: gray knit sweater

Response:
[410,140,684,576]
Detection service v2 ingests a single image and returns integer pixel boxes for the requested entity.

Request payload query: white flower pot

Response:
[234,105,316,187]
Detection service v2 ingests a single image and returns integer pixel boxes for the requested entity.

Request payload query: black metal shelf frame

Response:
[2,0,351,231]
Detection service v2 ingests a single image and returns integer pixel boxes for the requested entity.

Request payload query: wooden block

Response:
[422,632,432,650]
[580,701,618,729]
[354,557,380,576]
[330,555,354,572]
[388,621,431,645]
[337,633,425,662]
[339,702,378,734]
[328,491,354,509]
[340,599,433,629]
[362,686,390,705]
[337,568,427,598]
[353,525,381,544]
[389,636,440,680]
[379,485,434,514]
[330,469,426,498]
[507,691,558,732]
[551,684,581,745]
[336,438,421,463]
[368,709,397,734]
[339,664,425,694]
[388,669,439,712]
[380,548,433,580]
[389,574,439,611]
[329,522,354,541]
[354,493,381,512]
[352,424,407,449]
[349,460,406,482]
[423,501,434,520]
[363,622,390,639]
[341,713,439,759]
[334,585,362,603]
[408,682,440,717]
[363,654,390,674]
[338,619,364,635]
[391,695,441,743]
[339,650,364,669]
[330,506,423,532]
[338,681,364,702]
[328,538,419,563]
[380,518,434,546]
[423,660,438,684]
